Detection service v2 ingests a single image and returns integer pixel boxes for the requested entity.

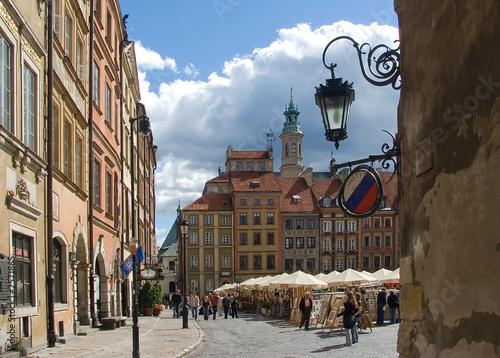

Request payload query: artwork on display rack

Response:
[316,294,332,325]
[324,296,344,328]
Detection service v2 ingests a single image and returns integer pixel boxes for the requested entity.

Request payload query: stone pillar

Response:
[77,263,91,325]
[395,0,500,356]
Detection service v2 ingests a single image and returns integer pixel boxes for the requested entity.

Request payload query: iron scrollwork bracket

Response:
[322,35,401,90]
[330,131,401,181]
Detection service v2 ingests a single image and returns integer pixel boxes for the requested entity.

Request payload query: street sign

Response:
[338,165,384,218]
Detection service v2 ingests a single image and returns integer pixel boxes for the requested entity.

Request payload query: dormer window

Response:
[293,195,301,203]
[251,181,260,188]
[323,196,331,207]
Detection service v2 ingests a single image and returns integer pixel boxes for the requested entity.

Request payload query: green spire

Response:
[282,86,302,134]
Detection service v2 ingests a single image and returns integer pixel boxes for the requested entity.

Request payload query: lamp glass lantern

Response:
[180,220,190,237]
[315,76,355,149]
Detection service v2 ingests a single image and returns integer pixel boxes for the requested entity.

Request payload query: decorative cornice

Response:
[0,2,19,35]
[21,35,42,68]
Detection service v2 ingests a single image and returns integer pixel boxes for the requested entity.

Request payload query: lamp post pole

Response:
[130,106,151,358]
[179,220,190,329]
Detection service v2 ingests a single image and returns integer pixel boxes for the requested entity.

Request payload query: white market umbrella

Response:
[327,268,379,287]
[381,268,400,283]
[315,273,327,280]
[254,275,278,289]
[269,270,327,290]
[240,277,259,289]
[372,268,393,280]
[322,270,340,283]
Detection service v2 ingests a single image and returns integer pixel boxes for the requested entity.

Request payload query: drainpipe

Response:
[46,0,57,347]
[88,0,98,328]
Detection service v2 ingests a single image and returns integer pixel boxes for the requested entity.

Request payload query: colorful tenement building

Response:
[165,94,399,296]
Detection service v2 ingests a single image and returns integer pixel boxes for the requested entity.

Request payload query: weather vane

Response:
[266,129,276,148]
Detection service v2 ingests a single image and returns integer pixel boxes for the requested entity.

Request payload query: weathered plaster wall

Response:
[395,0,500,356]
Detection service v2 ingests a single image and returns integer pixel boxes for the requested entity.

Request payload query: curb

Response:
[172,318,205,358]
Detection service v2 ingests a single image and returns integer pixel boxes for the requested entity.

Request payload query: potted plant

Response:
[140,282,162,316]
[261,300,271,315]
[153,303,163,316]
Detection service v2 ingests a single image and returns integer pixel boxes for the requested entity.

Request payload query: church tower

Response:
[280,88,304,178]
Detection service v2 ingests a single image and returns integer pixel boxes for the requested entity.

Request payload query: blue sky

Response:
[118,0,400,247]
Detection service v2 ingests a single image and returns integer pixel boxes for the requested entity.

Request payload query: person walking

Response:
[222,293,231,319]
[376,287,388,325]
[387,290,400,324]
[337,291,357,346]
[172,290,182,318]
[351,292,363,344]
[298,291,313,330]
[202,296,211,321]
[210,292,220,320]
[190,292,200,320]
[230,295,239,318]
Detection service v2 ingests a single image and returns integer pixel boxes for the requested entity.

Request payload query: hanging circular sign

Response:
[338,165,384,218]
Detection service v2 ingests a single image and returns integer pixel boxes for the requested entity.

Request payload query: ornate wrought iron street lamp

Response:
[315,35,401,173]
[179,219,190,329]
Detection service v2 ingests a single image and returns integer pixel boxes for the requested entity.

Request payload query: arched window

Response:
[292,143,297,156]
[285,144,289,157]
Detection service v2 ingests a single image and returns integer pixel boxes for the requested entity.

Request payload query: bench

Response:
[100,316,127,330]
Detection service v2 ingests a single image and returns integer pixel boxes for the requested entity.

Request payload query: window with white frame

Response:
[190,216,197,225]
[205,278,214,292]
[323,239,331,251]
[206,215,212,225]
[205,255,213,268]
[205,232,213,245]
[93,62,99,106]
[336,221,344,232]
[363,217,370,228]
[0,33,12,132]
[348,238,355,250]
[23,65,37,152]
[105,84,111,124]
[336,239,343,250]
[323,221,331,232]
[385,217,392,227]
[221,235,230,244]
[190,255,198,268]
[190,279,198,293]
[64,14,73,59]
[189,232,198,245]
[385,235,391,247]
[347,257,356,269]
[348,221,356,232]
[222,217,229,225]
[222,255,230,268]
[335,258,344,271]
[323,197,330,207]
[323,258,331,271]
[63,121,72,178]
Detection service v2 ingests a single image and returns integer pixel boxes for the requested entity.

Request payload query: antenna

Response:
[266,128,276,148]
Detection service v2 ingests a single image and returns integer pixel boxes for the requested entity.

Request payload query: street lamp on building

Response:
[130,105,151,358]
[314,35,401,173]
[179,219,190,329]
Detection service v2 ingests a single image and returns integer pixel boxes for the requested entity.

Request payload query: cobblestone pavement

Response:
[27,311,202,358]
[187,313,399,358]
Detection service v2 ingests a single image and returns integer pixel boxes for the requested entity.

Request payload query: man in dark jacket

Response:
[298,292,313,330]
[172,290,182,318]
[387,290,400,324]
[376,288,387,325]
[222,294,231,319]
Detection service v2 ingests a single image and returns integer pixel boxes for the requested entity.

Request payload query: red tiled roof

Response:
[230,151,269,159]
[278,178,320,213]
[183,193,233,211]
[311,178,343,200]
[230,172,281,192]
[380,172,399,210]
[208,172,230,183]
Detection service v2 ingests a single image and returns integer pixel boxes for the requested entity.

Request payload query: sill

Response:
[93,204,103,213]
[54,303,70,311]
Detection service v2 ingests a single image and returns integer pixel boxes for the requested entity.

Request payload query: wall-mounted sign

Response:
[69,252,77,262]
[221,272,231,276]
[338,165,384,218]
[140,268,157,280]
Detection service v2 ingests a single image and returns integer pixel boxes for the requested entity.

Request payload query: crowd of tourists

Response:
[163,291,239,321]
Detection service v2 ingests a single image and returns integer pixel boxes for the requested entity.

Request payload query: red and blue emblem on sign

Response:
[339,165,384,218]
